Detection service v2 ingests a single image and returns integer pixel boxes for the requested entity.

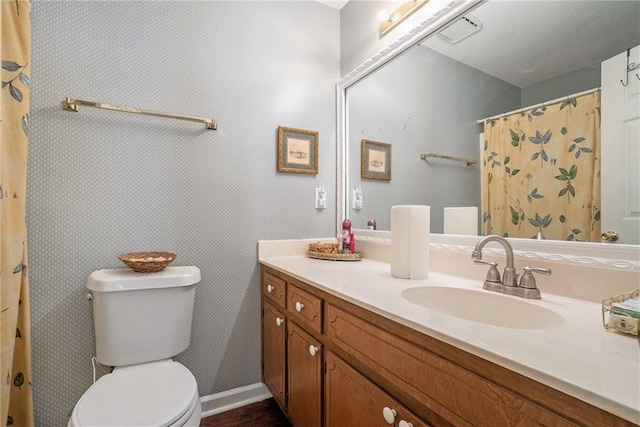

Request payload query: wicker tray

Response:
[118,251,176,273]
[308,250,362,261]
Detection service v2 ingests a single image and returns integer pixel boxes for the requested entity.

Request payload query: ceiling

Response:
[422,1,640,88]
[316,0,349,9]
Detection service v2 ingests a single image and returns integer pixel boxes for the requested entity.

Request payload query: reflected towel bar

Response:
[420,153,476,166]
[61,97,217,130]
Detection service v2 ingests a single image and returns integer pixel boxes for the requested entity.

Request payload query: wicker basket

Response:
[308,242,340,254]
[308,251,362,261]
[118,251,176,273]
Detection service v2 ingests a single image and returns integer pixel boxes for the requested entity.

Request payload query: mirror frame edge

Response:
[335,0,640,265]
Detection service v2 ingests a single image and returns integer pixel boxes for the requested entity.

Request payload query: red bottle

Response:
[342,219,352,253]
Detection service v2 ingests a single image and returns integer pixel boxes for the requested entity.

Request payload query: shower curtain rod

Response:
[61,97,217,130]
[476,87,601,124]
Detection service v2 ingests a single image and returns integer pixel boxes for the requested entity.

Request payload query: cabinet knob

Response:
[275,317,283,327]
[309,345,319,356]
[399,421,413,427]
[267,284,274,293]
[295,301,305,312]
[382,407,396,424]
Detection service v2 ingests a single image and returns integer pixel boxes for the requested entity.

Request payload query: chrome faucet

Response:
[471,235,550,299]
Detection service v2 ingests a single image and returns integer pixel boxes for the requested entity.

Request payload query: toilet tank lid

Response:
[87,266,200,292]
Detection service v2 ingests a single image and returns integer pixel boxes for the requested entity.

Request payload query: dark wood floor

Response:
[199,398,290,427]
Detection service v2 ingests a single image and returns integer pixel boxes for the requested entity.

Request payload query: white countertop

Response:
[259,255,640,424]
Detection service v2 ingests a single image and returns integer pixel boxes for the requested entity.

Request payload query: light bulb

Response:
[378,10,391,22]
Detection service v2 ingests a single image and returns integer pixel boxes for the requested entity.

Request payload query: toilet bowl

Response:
[68,360,201,427]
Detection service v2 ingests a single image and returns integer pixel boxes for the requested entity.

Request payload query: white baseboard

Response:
[200,382,272,418]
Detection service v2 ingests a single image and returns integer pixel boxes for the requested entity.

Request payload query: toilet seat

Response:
[69,360,199,427]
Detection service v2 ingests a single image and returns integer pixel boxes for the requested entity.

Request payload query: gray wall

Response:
[347,45,520,231]
[521,65,601,106]
[28,2,339,424]
[340,0,390,76]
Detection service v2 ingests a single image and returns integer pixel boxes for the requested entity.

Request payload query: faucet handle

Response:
[474,259,496,266]
[474,260,501,283]
[519,266,551,289]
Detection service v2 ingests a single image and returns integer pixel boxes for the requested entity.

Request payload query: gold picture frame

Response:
[361,139,391,180]
[277,126,319,174]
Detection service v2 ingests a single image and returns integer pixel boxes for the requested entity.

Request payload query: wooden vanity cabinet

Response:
[261,265,635,427]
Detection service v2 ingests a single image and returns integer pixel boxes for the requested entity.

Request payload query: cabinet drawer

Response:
[326,351,430,427]
[263,271,286,307]
[326,304,573,427]
[287,283,322,333]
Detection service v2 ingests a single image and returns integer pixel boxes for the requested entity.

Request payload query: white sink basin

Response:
[401,286,564,329]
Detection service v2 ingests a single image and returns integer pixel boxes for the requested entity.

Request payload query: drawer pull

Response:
[382,407,396,424]
[275,317,283,327]
[267,284,274,293]
[309,345,319,356]
[399,421,413,427]
[295,301,305,312]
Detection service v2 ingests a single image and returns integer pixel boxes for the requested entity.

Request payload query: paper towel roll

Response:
[443,207,478,235]
[391,205,430,279]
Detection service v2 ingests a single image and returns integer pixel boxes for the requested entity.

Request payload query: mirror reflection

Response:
[346,0,640,244]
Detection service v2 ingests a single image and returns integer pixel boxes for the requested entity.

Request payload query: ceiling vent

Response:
[438,15,483,43]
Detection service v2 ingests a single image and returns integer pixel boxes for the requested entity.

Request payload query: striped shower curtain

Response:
[1,1,34,425]
[482,91,601,242]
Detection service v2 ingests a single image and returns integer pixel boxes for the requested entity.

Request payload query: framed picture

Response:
[361,139,391,180]
[277,126,319,174]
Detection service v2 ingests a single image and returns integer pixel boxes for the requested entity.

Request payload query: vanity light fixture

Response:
[379,0,429,36]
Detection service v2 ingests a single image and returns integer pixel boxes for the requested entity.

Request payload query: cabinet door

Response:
[325,351,430,427]
[263,300,286,408]
[287,322,322,427]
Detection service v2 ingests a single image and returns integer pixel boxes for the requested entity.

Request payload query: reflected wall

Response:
[347,44,520,231]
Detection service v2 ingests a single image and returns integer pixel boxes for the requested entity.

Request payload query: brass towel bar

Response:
[61,97,217,130]
[420,153,477,166]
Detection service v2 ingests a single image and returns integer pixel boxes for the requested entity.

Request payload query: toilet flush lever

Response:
[86,292,93,301]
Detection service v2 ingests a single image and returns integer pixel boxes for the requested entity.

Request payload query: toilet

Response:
[68,266,202,427]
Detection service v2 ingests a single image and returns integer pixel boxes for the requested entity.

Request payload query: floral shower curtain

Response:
[482,91,601,242]
[1,1,34,426]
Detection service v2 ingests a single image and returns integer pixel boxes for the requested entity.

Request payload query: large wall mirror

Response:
[339,0,640,247]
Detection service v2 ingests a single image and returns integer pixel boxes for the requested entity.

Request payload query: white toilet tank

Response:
[87,266,201,367]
